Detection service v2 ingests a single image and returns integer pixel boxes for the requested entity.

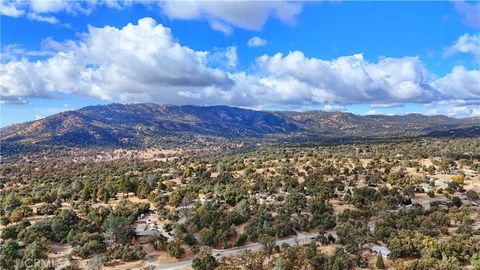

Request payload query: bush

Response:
[107,245,146,261]
[167,241,185,258]
[37,203,59,215]
[192,247,217,270]
[199,227,216,246]
[451,196,462,207]
[183,233,197,246]
[71,233,107,258]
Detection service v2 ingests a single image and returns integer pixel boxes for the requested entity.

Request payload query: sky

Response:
[1,0,480,127]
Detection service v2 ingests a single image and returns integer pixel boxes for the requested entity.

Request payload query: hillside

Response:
[1,103,479,154]
[279,111,480,138]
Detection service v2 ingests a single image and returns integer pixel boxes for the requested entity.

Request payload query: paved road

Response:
[153,231,324,270]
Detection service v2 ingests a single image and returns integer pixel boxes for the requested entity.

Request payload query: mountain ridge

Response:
[1,103,479,154]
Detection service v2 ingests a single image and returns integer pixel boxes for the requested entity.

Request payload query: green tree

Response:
[0,239,22,269]
[438,256,461,270]
[274,256,287,270]
[151,233,168,251]
[199,227,216,246]
[167,241,185,258]
[337,221,368,255]
[103,189,110,204]
[3,192,21,216]
[328,248,353,270]
[471,253,480,270]
[451,196,462,207]
[119,178,135,194]
[82,183,93,201]
[260,235,276,259]
[183,167,192,178]
[51,209,79,242]
[192,247,217,270]
[285,193,307,214]
[23,238,49,262]
[375,252,385,269]
[102,215,131,244]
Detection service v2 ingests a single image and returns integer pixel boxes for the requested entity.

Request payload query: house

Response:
[463,169,477,176]
[134,213,173,243]
[198,198,212,205]
[371,244,391,256]
[416,183,433,193]
[446,166,459,175]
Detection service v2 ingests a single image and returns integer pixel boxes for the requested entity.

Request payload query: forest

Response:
[1,137,479,270]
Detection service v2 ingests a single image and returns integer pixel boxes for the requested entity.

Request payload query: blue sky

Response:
[1,0,480,127]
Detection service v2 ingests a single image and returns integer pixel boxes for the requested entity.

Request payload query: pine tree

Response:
[82,185,91,201]
[376,252,385,269]
[103,189,110,204]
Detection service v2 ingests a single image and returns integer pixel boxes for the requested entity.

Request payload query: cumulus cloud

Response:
[433,66,480,99]
[445,33,480,63]
[2,18,480,112]
[230,51,480,109]
[247,36,268,47]
[0,1,25,17]
[207,46,239,69]
[2,0,303,32]
[1,44,55,62]
[252,51,443,105]
[0,0,100,24]
[0,18,233,104]
[159,1,302,33]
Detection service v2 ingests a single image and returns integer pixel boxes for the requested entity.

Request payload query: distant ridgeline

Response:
[1,103,480,155]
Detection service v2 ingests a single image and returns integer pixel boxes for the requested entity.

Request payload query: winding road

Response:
[153,231,327,270]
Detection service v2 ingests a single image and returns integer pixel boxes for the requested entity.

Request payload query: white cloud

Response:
[0,0,124,24]
[2,17,480,112]
[365,109,382,115]
[1,44,55,62]
[0,18,233,104]
[207,46,239,69]
[252,51,444,105]
[26,12,60,24]
[323,104,345,112]
[427,106,480,118]
[2,0,303,32]
[434,66,480,99]
[247,36,268,47]
[0,2,25,17]
[225,46,238,68]
[157,1,302,32]
[445,33,480,63]
[209,20,233,35]
[370,103,403,108]
[29,0,69,13]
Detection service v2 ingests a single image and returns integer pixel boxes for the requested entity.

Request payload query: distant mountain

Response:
[0,104,299,150]
[1,103,479,154]
[278,111,480,138]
